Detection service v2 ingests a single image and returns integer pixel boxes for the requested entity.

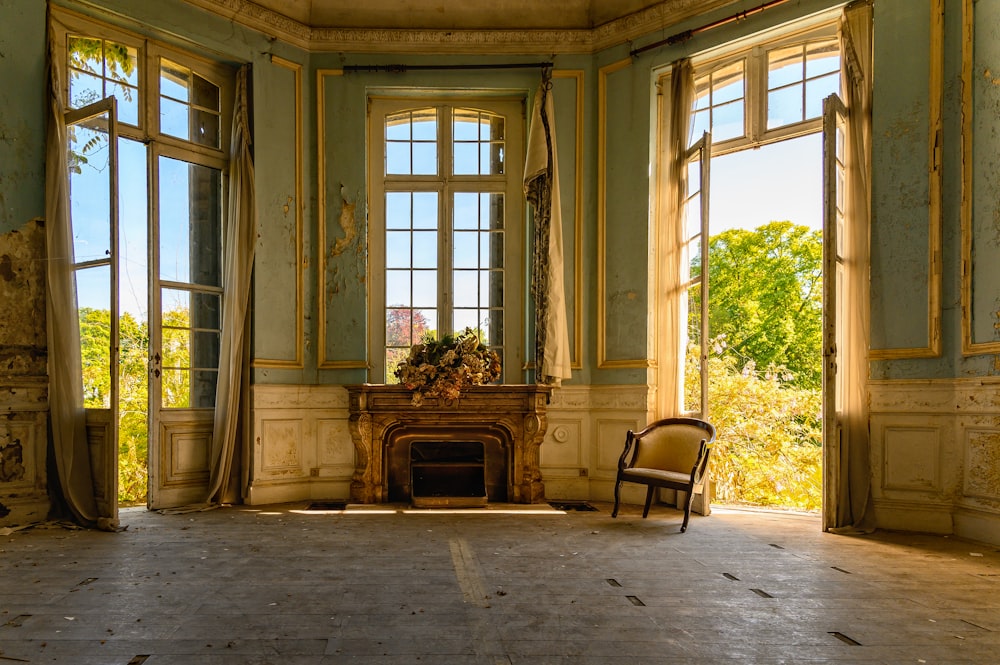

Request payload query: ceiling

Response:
[185,0,744,52]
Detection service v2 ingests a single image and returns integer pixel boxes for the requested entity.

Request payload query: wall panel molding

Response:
[597,57,650,369]
[960,0,1000,355]
[870,0,943,359]
[254,55,305,368]
[316,69,368,369]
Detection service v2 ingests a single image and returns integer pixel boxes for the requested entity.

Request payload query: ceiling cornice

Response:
[180,0,739,54]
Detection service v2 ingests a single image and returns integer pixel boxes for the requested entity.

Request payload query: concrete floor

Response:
[1,501,999,664]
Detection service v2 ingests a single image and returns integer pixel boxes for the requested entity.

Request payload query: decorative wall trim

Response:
[870,0,943,360]
[597,57,651,369]
[958,0,1000,355]
[253,55,305,369]
[553,69,585,369]
[180,0,737,55]
[316,69,368,370]
[870,378,1000,544]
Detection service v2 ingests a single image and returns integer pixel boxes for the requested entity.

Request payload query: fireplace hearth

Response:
[346,384,552,505]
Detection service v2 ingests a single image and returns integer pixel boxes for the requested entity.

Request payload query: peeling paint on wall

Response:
[0,219,46,376]
[0,432,25,483]
[330,194,357,257]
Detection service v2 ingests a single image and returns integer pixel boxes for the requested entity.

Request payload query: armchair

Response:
[611,417,717,532]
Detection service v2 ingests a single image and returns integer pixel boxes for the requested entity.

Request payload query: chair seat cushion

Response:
[621,467,692,487]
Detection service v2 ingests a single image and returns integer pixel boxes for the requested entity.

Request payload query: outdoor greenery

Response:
[691,221,824,511]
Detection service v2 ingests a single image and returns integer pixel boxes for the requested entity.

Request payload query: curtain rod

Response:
[343,62,553,74]
[630,0,794,58]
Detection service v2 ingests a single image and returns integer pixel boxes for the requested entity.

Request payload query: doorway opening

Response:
[702,135,824,512]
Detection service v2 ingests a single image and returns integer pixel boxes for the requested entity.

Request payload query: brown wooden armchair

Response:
[611,417,717,532]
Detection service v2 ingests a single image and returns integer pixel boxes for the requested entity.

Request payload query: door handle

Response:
[150,352,161,378]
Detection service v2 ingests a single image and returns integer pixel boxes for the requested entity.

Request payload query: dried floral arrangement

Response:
[393,327,501,405]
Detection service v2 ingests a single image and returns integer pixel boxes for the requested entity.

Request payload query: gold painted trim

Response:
[553,70,585,370]
[869,0,943,360]
[597,58,650,370]
[254,55,306,369]
[958,0,997,354]
[316,69,368,370]
[870,0,944,360]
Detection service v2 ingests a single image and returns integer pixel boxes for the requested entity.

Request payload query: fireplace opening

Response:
[385,427,510,505]
[410,440,486,508]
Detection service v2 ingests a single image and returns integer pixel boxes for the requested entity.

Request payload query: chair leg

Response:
[680,488,696,532]
[642,486,655,518]
[611,479,622,518]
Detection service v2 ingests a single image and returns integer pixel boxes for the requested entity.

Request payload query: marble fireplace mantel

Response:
[346,384,552,504]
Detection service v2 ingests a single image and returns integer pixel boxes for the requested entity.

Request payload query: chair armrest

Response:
[616,430,636,472]
[688,439,713,484]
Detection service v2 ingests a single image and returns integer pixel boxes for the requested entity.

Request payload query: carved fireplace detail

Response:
[346,384,552,504]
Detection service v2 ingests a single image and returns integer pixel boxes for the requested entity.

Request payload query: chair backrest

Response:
[630,418,717,474]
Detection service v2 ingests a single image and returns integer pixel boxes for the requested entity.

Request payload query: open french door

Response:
[683,131,711,419]
[146,149,224,509]
[821,93,848,531]
[66,97,120,523]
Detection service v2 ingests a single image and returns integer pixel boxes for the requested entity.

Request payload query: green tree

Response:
[705,221,823,390]
[686,340,822,511]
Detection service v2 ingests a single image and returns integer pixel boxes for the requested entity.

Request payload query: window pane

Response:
[453,271,479,308]
[453,231,478,269]
[68,113,112,264]
[711,99,744,142]
[190,369,218,408]
[386,142,410,174]
[453,109,504,175]
[158,157,222,286]
[412,109,437,140]
[768,45,803,89]
[805,73,839,120]
[69,71,104,109]
[68,36,102,75]
[119,137,148,318]
[386,109,438,176]
[67,38,139,126]
[385,231,411,268]
[108,81,139,126]
[386,272,411,307]
[712,61,744,104]
[767,85,804,129]
[386,192,411,229]
[453,142,478,175]
[413,192,438,229]
[412,271,437,307]
[485,193,504,230]
[486,308,503,348]
[689,109,709,146]
[160,59,222,148]
[693,75,711,111]
[453,192,479,229]
[805,40,840,78]
[77,266,112,408]
[159,97,189,140]
[413,142,437,175]
[412,230,437,268]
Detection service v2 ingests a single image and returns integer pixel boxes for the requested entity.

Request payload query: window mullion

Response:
[440,106,453,336]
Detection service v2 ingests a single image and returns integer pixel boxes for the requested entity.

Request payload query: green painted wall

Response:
[0,0,46,234]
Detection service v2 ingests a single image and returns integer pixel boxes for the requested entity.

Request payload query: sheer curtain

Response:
[657,58,694,417]
[205,64,255,505]
[44,29,107,530]
[835,0,875,531]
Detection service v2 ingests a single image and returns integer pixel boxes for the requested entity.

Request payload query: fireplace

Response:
[346,384,552,505]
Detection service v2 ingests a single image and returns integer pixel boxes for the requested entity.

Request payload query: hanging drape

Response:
[44,28,108,530]
[834,0,875,531]
[204,64,255,505]
[524,70,572,384]
[658,58,695,416]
